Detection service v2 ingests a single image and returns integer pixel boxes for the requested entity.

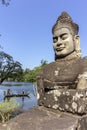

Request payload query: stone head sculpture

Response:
[52,11,81,60]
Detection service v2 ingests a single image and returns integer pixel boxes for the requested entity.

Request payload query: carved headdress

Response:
[52,11,79,35]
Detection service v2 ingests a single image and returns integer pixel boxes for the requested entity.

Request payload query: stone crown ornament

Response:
[52,11,79,35]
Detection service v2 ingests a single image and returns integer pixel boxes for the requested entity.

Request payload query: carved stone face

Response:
[53,27,75,58]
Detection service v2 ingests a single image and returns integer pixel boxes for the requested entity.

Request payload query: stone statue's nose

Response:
[56,37,62,46]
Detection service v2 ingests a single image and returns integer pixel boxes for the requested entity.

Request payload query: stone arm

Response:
[77,72,87,89]
[77,58,87,90]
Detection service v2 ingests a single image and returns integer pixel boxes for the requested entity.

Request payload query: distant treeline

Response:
[8,59,48,83]
[0,49,48,84]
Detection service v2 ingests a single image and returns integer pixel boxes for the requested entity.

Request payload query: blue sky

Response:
[0,0,87,69]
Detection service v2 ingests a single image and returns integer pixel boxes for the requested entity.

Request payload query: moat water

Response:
[0,82,37,112]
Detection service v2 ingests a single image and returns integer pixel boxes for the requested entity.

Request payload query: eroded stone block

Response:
[38,89,87,115]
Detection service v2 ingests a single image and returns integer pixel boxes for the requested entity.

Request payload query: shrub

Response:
[0,99,19,123]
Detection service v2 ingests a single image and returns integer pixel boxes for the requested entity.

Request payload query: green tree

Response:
[28,66,41,82]
[23,68,31,82]
[0,51,23,84]
[23,60,48,83]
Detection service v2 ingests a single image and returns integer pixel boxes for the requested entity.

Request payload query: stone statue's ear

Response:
[74,35,80,50]
[74,35,81,57]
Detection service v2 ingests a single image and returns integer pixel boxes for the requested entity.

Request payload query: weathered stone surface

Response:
[0,106,81,130]
[37,58,87,115]
[0,106,87,130]
[78,116,87,130]
[39,89,87,115]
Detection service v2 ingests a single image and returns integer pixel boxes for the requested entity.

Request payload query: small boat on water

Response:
[4,89,30,99]
[4,93,29,98]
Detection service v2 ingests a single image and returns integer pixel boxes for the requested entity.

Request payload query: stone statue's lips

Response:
[56,47,65,51]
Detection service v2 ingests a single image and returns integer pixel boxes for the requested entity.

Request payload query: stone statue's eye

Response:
[61,34,68,40]
[53,37,58,43]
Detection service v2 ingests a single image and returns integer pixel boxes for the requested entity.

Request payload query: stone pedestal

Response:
[1,106,87,130]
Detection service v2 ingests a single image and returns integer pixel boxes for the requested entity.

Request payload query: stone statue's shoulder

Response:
[41,61,58,72]
[82,56,87,60]
[80,57,87,64]
[37,61,56,76]
[43,61,56,68]
[79,57,87,72]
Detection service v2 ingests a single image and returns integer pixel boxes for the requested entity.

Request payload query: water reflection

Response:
[0,82,38,112]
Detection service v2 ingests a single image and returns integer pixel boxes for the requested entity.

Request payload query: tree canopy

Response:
[0,51,23,84]
[0,50,48,84]
[23,60,48,83]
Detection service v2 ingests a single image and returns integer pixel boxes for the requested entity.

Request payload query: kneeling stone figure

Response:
[37,11,87,114]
